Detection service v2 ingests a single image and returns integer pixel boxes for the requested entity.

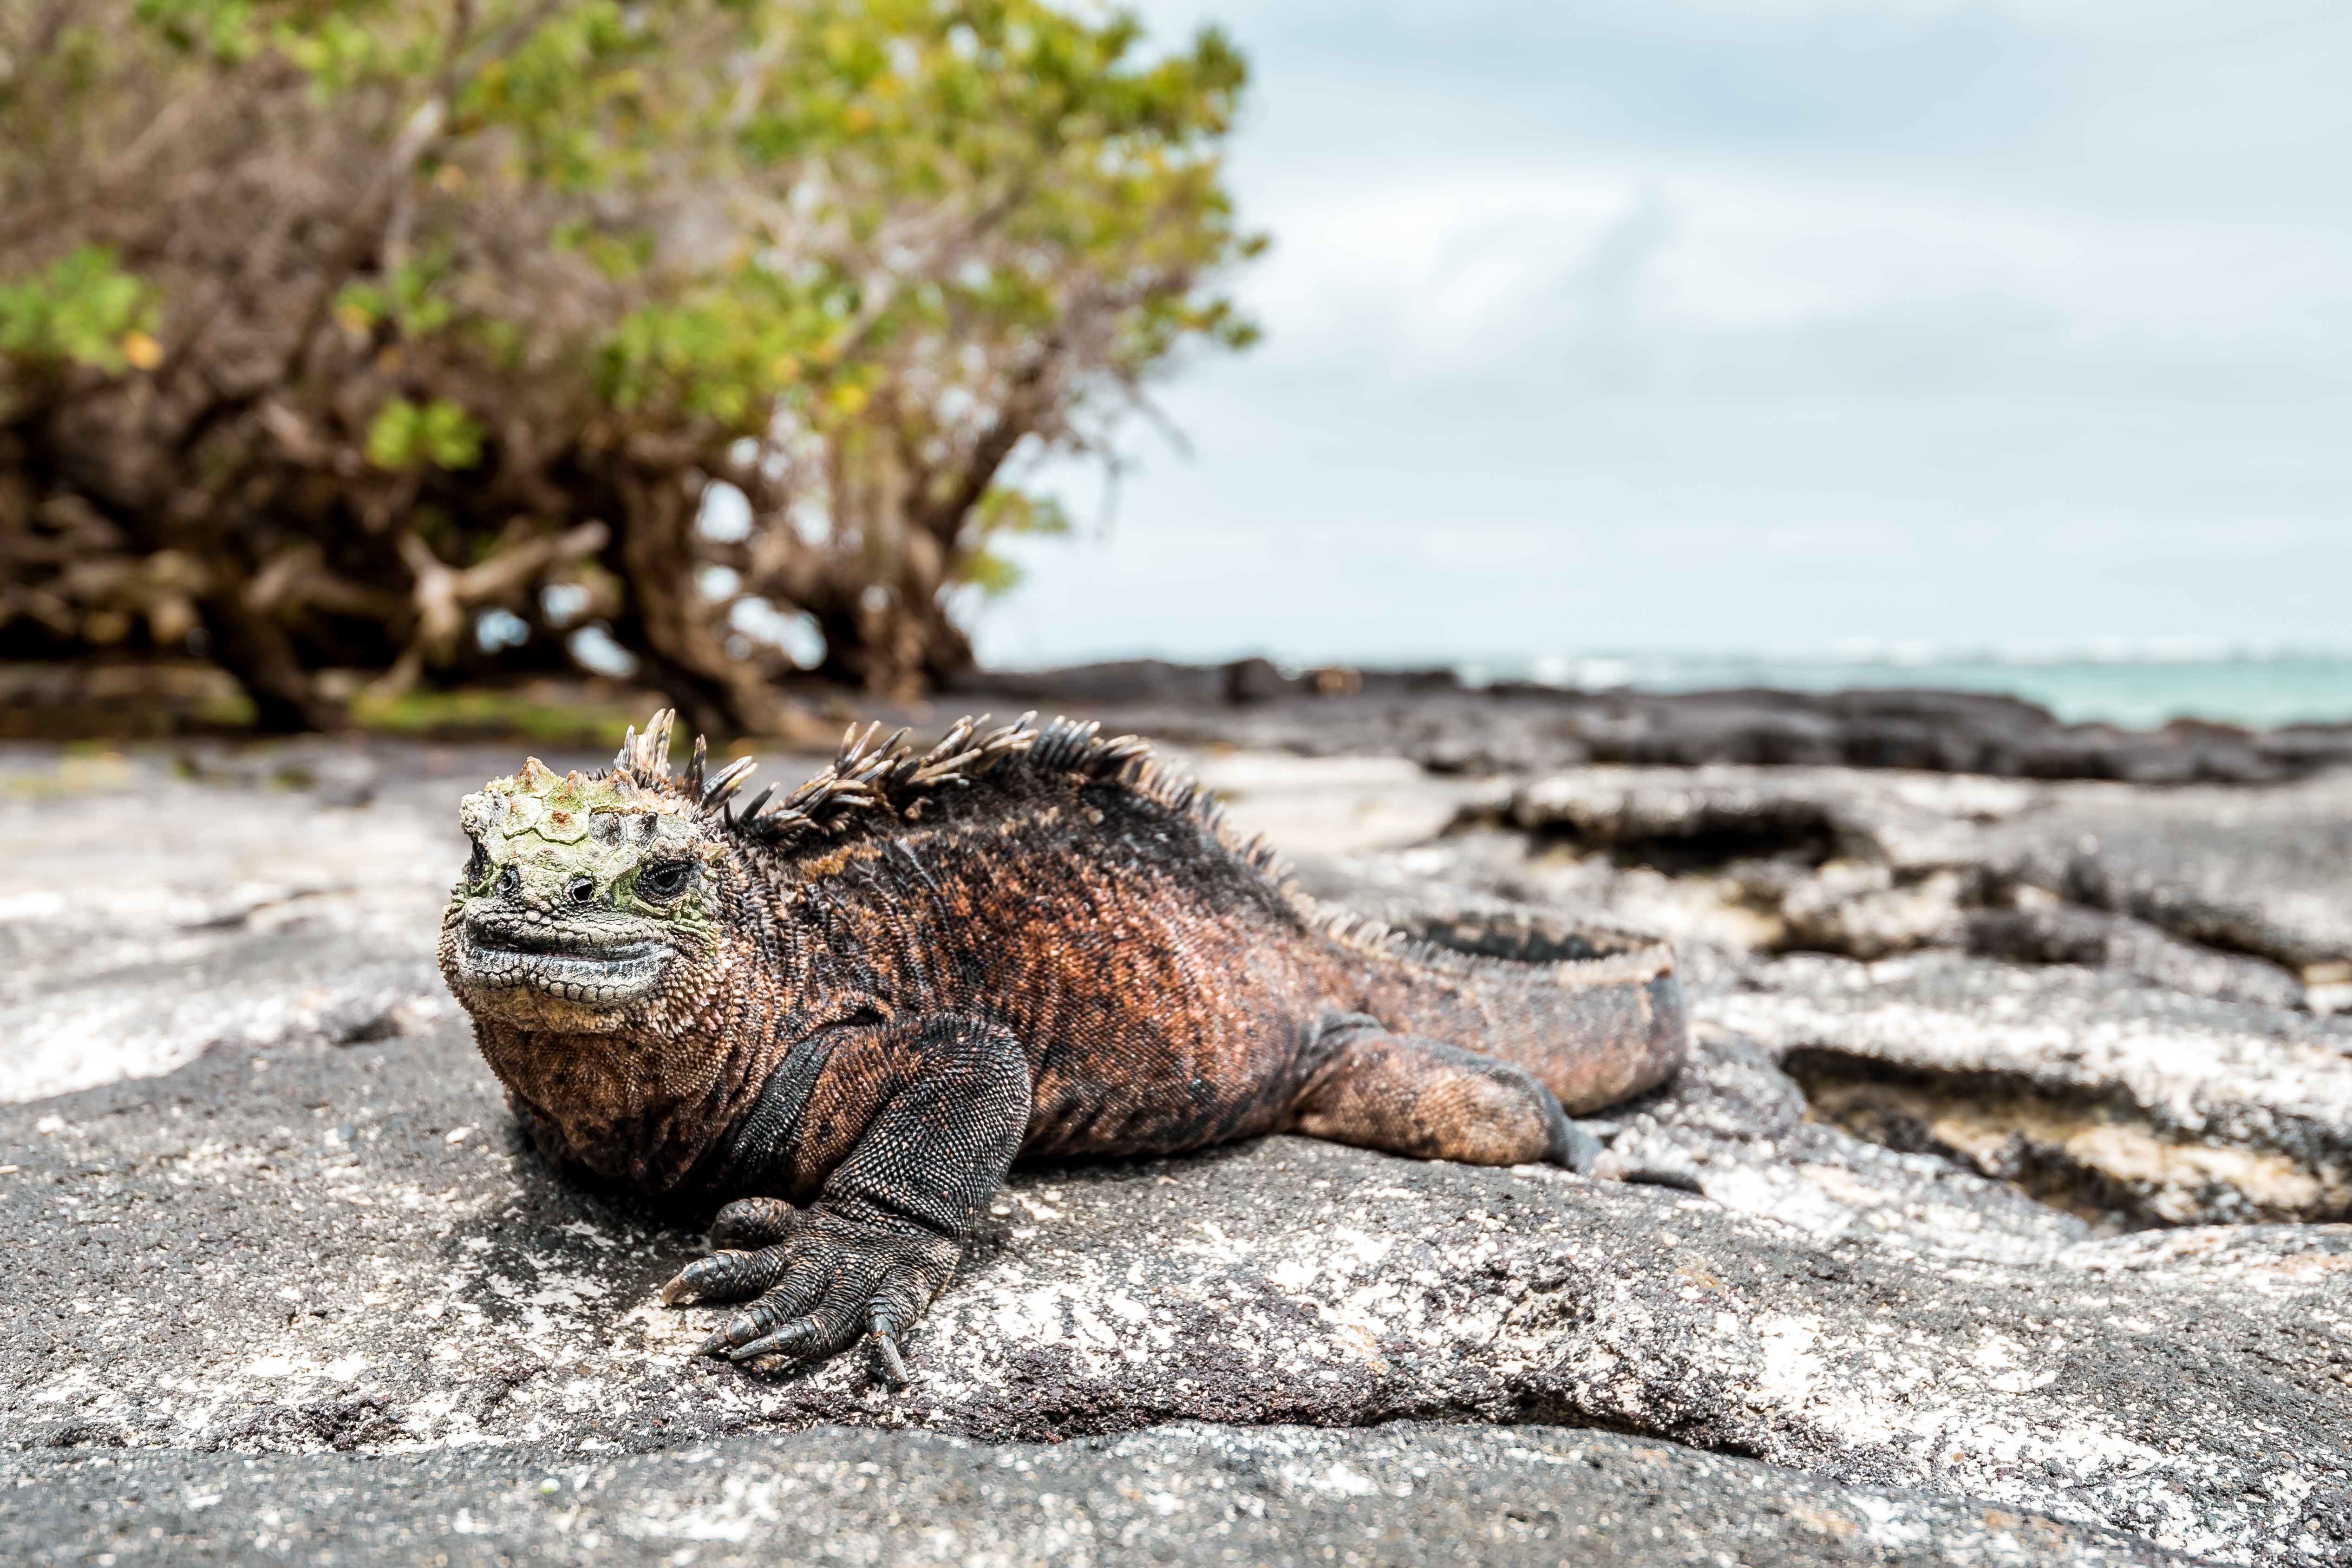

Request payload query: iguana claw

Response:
[662,1248,772,1305]
[869,1313,912,1387]
[727,1321,826,1363]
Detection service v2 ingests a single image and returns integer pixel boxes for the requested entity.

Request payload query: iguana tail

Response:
[1319,901,1688,1116]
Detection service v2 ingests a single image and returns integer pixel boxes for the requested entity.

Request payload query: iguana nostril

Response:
[568,875,597,904]
[499,867,520,896]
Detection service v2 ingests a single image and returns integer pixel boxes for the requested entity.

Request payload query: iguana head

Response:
[439,712,751,1034]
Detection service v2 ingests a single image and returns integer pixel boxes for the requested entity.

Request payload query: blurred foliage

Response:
[0,0,1257,734]
[347,683,666,747]
[961,485,1072,596]
[0,246,158,371]
[365,397,485,471]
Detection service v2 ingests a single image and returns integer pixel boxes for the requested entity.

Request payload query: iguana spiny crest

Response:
[444,707,1124,1032]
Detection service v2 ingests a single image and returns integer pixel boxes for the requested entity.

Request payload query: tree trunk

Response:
[804,385,1037,698]
[808,583,974,700]
[607,466,816,743]
[200,587,345,732]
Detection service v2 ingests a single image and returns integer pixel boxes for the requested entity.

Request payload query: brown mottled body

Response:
[440,713,1685,1380]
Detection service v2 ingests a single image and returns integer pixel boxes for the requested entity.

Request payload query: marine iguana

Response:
[438,710,1686,1382]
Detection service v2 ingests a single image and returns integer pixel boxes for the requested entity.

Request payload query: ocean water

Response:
[1448,645,2352,732]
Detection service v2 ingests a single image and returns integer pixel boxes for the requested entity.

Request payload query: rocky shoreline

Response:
[6,688,2352,1564]
[953,658,2352,784]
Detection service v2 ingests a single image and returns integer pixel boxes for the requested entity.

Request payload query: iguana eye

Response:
[640,861,694,900]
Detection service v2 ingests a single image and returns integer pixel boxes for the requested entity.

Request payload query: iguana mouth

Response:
[452,908,674,1009]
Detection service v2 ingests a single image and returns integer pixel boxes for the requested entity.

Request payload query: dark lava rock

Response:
[0,1422,2182,1566]
[948,660,2352,784]
[6,1020,2352,1562]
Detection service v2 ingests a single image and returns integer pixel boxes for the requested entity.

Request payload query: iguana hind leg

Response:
[1371,907,1688,1116]
[1291,1012,1603,1173]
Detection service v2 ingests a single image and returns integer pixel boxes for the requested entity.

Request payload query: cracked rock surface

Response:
[9,738,2352,1565]
[1490,764,2352,988]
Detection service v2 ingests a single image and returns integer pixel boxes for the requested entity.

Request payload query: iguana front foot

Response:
[665,1203,958,1383]
[658,1197,803,1306]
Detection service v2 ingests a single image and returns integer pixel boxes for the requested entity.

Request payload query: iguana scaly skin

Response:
[439,710,1686,1381]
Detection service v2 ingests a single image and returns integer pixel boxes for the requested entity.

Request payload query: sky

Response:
[969,0,2352,670]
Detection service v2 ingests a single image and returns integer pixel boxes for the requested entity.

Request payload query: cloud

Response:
[977,0,2352,665]
[1237,144,2350,395]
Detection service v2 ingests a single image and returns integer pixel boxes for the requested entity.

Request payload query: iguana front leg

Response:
[660,1013,1030,1382]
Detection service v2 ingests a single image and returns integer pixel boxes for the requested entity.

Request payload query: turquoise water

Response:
[1450,649,2352,732]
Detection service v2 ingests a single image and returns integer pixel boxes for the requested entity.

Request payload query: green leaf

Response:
[955,487,1072,595]
[970,486,1071,540]
[0,247,159,372]
[366,397,485,470]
